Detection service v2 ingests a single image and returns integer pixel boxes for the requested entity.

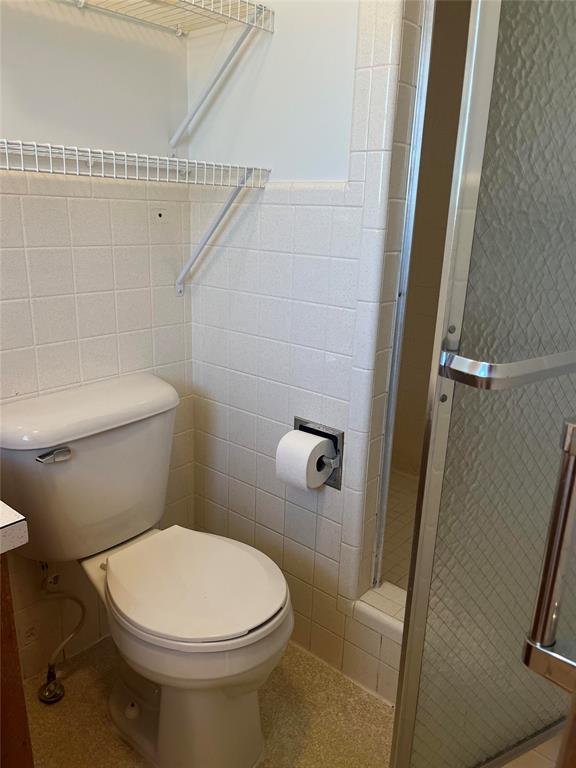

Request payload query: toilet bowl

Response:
[0,375,293,768]
[82,525,293,768]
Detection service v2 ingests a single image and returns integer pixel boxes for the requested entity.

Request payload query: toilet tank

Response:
[0,374,179,562]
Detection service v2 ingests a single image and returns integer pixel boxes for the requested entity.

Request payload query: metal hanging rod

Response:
[0,140,270,188]
[60,0,274,36]
[175,168,251,296]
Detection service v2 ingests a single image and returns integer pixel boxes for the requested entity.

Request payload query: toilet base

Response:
[157,686,264,768]
[109,662,159,765]
[109,660,265,768]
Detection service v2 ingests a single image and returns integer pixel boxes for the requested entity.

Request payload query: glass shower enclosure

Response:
[391,1,576,766]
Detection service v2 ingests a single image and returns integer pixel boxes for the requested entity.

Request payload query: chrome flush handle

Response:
[35,447,72,464]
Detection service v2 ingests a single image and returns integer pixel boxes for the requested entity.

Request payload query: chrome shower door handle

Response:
[439,350,576,390]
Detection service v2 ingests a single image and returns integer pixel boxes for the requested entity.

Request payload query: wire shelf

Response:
[0,140,270,188]
[63,0,274,35]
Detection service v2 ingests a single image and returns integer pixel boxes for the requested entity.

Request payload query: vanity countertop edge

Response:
[0,501,28,554]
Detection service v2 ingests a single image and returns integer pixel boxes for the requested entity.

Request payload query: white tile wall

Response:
[186,0,418,690]
[1,175,195,677]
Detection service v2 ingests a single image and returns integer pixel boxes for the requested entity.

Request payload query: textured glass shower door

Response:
[392,1,576,767]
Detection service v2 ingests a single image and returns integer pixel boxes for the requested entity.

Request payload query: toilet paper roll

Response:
[276,430,336,490]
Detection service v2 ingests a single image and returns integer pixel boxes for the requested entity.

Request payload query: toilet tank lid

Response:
[0,374,179,450]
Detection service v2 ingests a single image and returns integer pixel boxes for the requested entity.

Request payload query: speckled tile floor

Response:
[24,638,395,768]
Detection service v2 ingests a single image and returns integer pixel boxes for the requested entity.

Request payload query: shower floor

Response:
[24,637,395,768]
[381,470,419,590]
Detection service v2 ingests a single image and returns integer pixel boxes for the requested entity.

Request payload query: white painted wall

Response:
[183,0,358,181]
[0,0,188,156]
[1,0,357,180]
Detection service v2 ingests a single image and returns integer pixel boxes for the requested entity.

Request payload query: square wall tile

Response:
[256,417,289,457]
[367,66,397,151]
[258,252,293,298]
[290,302,326,350]
[343,642,379,691]
[110,201,149,245]
[260,205,294,252]
[331,207,363,259]
[290,345,325,392]
[258,296,292,342]
[229,409,256,449]
[257,379,290,423]
[229,477,256,519]
[229,444,257,485]
[27,248,74,297]
[345,616,381,657]
[285,502,317,548]
[316,517,342,561]
[118,330,153,372]
[374,0,402,65]
[399,19,421,86]
[150,245,184,286]
[22,197,70,247]
[255,524,283,568]
[152,286,184,327]
[36,341,80,390]
[73,247,114,293]
[153,324,185,366]
[351,69,371,152]
[377,661,398,704]
[313,553,339,597]
[1,196,24,247]
[283,538,314,583]
[0,249,28,299]
[69,199,111,246]
[230,292,259,336]
[228,511,255,546]
[77,292,116,338]
[1,300,33,350]
[80,335,118,381]
[294,207,332,256]
[255,490,284,534]
[291,612,311,649]
[149,202,182,245]
[116,289,152,332]
[113,246,150,289]
[31,296,77,344]
[292,256,327,303]
[310,622,343,669]
[0,348,37,399]
[285,573,313,617]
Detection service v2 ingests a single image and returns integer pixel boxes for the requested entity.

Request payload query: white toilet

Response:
[0,374,293,768]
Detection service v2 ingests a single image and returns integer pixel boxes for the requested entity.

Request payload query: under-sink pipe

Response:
[37,585,87,705]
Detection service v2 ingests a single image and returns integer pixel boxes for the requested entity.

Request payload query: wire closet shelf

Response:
[62,0,274,35]
[0,140,270,188]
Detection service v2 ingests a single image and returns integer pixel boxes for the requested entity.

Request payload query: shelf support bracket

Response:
[175,170,252,296]
[170,10,262,148]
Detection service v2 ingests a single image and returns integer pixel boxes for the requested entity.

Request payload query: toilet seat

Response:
[105,525,287,647]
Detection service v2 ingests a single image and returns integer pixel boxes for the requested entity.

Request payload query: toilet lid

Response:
[105,526,287,643]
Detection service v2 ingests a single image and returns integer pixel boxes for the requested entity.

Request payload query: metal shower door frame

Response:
[392,0,572,763]
[390,1,526,765]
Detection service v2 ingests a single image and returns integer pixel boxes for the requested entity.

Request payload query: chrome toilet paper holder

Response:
[293,417,344,491]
